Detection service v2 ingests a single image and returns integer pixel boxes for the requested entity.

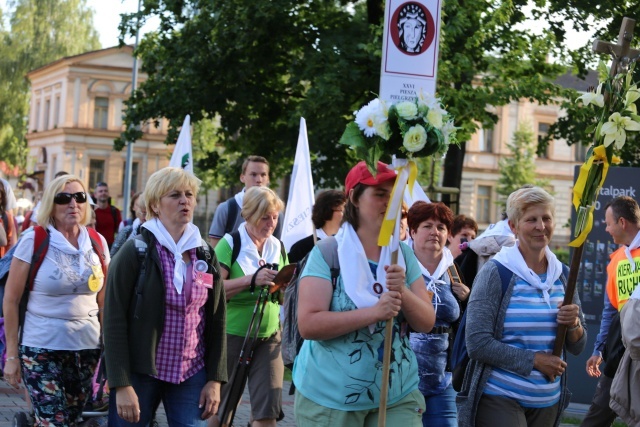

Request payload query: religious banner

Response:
[380,0,442,102]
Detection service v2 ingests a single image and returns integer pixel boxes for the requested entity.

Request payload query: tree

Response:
[0,0,100,170]
[116,0,639,189]
[496,123,549,210]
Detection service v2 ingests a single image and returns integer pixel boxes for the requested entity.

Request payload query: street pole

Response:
[123,0,142,221]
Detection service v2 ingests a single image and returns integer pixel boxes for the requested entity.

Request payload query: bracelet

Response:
[5,356,18,362]
[568,323,581,331]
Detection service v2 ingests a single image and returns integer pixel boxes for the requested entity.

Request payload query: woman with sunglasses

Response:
[3,174,110,426]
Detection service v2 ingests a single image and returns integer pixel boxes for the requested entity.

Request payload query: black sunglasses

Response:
[54,192,88,205]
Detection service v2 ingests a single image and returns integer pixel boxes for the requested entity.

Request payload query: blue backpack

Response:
[450,259,569,391]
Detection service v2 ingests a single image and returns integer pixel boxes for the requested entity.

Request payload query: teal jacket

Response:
[103,228,227,388]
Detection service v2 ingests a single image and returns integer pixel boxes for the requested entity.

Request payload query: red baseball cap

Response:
[345,161,397,195]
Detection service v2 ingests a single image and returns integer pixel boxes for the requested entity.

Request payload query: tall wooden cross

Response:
[552,17,640,361]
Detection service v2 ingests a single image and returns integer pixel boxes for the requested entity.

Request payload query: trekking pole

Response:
[220,285,270,427]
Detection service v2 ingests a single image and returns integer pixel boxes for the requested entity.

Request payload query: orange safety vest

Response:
[606,246,640,311]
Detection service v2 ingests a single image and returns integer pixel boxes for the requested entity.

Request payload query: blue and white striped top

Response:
[484,273,564,408]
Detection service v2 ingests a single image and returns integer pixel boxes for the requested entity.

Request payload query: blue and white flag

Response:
[170,115,193,174]
[282,117,315,252]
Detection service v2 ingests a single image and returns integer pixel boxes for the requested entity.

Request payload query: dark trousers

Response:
[476,394,559,427]
[580,374,617,427]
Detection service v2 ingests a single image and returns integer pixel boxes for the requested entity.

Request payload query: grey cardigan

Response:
[456,261,587,427]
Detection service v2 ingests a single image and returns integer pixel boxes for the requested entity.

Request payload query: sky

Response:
[88,0,159,48]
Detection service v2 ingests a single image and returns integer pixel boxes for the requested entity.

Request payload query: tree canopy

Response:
[117,0,640,189]
[0,0,100,170]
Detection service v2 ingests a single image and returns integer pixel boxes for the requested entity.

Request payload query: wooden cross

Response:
[593,18,640,78]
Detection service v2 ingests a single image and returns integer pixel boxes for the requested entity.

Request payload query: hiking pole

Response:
[378,250,398,427]
[220,285,270,427]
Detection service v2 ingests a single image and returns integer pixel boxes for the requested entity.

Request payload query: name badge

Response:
[195,271,214,289]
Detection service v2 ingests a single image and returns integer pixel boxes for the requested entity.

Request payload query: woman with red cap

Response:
[292,161,436,426]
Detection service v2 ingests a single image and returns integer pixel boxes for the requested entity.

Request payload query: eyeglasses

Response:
[54,192,88,205]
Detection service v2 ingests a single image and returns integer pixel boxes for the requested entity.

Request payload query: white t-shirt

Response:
[14,226,110,350]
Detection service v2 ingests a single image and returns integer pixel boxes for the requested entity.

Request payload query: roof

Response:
[27,45,135,77]
[554,69,599,92]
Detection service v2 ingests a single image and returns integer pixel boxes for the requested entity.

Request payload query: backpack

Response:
[110,205,119,230]
[228,229,286,268]
[282,237,340,370]
[450,260,569,391]
[224,198,239,236]
[0,226,107,342]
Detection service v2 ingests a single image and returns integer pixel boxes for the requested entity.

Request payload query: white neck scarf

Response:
[336,223,406,311]
[316,228,329,240]
[625,229,640,272]
[231,223,282,275]
[411,244,453,315]
[142,218,202,294]
[129,218,142,240]
[234,188,246,209]
[47,225,92,256]
[492,240,563,307]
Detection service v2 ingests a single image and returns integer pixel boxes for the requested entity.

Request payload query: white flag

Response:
[404,179,430,207]
[169,115,193,173]
[282,118,315,252]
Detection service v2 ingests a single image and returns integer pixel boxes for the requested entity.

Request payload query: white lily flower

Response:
[625,85,640,109]
[601,112,640,149]
[576,84,604,108]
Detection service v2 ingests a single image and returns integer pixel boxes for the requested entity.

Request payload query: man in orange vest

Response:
[581,196,640,427]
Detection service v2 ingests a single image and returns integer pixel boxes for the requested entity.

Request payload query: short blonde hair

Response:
[506,186,555,227]
[37,174,91,227]
[241,186,285,227]
[144,167,201,220]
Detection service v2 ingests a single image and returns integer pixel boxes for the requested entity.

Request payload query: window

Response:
[93,97,109,129]
[122,161,139,193]
[54,96,61,127]
[44,100,50,130]
[477,185,492,223]
[537,122,551,159]
[35,101,40,131]
[89,159,106,191]
[575,141,588,162]
[478,127,494,152]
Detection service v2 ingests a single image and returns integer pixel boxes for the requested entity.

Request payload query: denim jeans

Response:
[422,383,458,427]
[109,369,208,427]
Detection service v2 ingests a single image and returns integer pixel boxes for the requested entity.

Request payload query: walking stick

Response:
[378,250,398,427]
[220,285,270,427]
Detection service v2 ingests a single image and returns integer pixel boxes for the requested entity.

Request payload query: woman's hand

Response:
[557,302,580,327]
[375,291,402,321]
[253,267,277,287]
[534,352,567,381]
[451,281,470,301]
[3,358,21,389]
[199,380,222,419]
[116,386,141,423]
[384,264,406,297]
[586,355,602,378]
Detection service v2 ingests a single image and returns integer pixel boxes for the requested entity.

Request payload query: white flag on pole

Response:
[403,180,431,207]
[282,117,315,252]
[169,115,193,174]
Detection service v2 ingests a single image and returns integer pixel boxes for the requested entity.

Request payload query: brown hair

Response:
[343,184,368,231]
[407,201,454,234]
[451,214,478,237]
[605,196,640,225]
[241,155,269,174]
[312,190,347,229]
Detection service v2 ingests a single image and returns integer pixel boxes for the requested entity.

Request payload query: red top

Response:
[94,206,121,247]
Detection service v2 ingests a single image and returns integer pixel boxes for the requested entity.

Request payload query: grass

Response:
[284,366,292,382]
[561,416,627,426]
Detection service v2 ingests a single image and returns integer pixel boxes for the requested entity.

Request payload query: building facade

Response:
[25,46,171,211]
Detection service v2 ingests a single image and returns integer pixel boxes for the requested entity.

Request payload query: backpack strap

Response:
[447,264,463,286]
[316,236,340,289]
[87,228,107,277]
[133,235,149,320]
[27,226,50,291]
[110,205,119,230]
[225,198,239,235]
[491,259,513,298]
[230,230,241,267]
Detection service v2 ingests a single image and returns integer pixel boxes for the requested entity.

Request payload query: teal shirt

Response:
[292,242,422,410]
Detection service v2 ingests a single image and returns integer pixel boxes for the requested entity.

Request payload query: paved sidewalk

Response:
[0,380,296,427]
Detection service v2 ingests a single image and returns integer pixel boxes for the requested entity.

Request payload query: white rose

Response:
[403,125,427,152]
[395,101,418,120]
